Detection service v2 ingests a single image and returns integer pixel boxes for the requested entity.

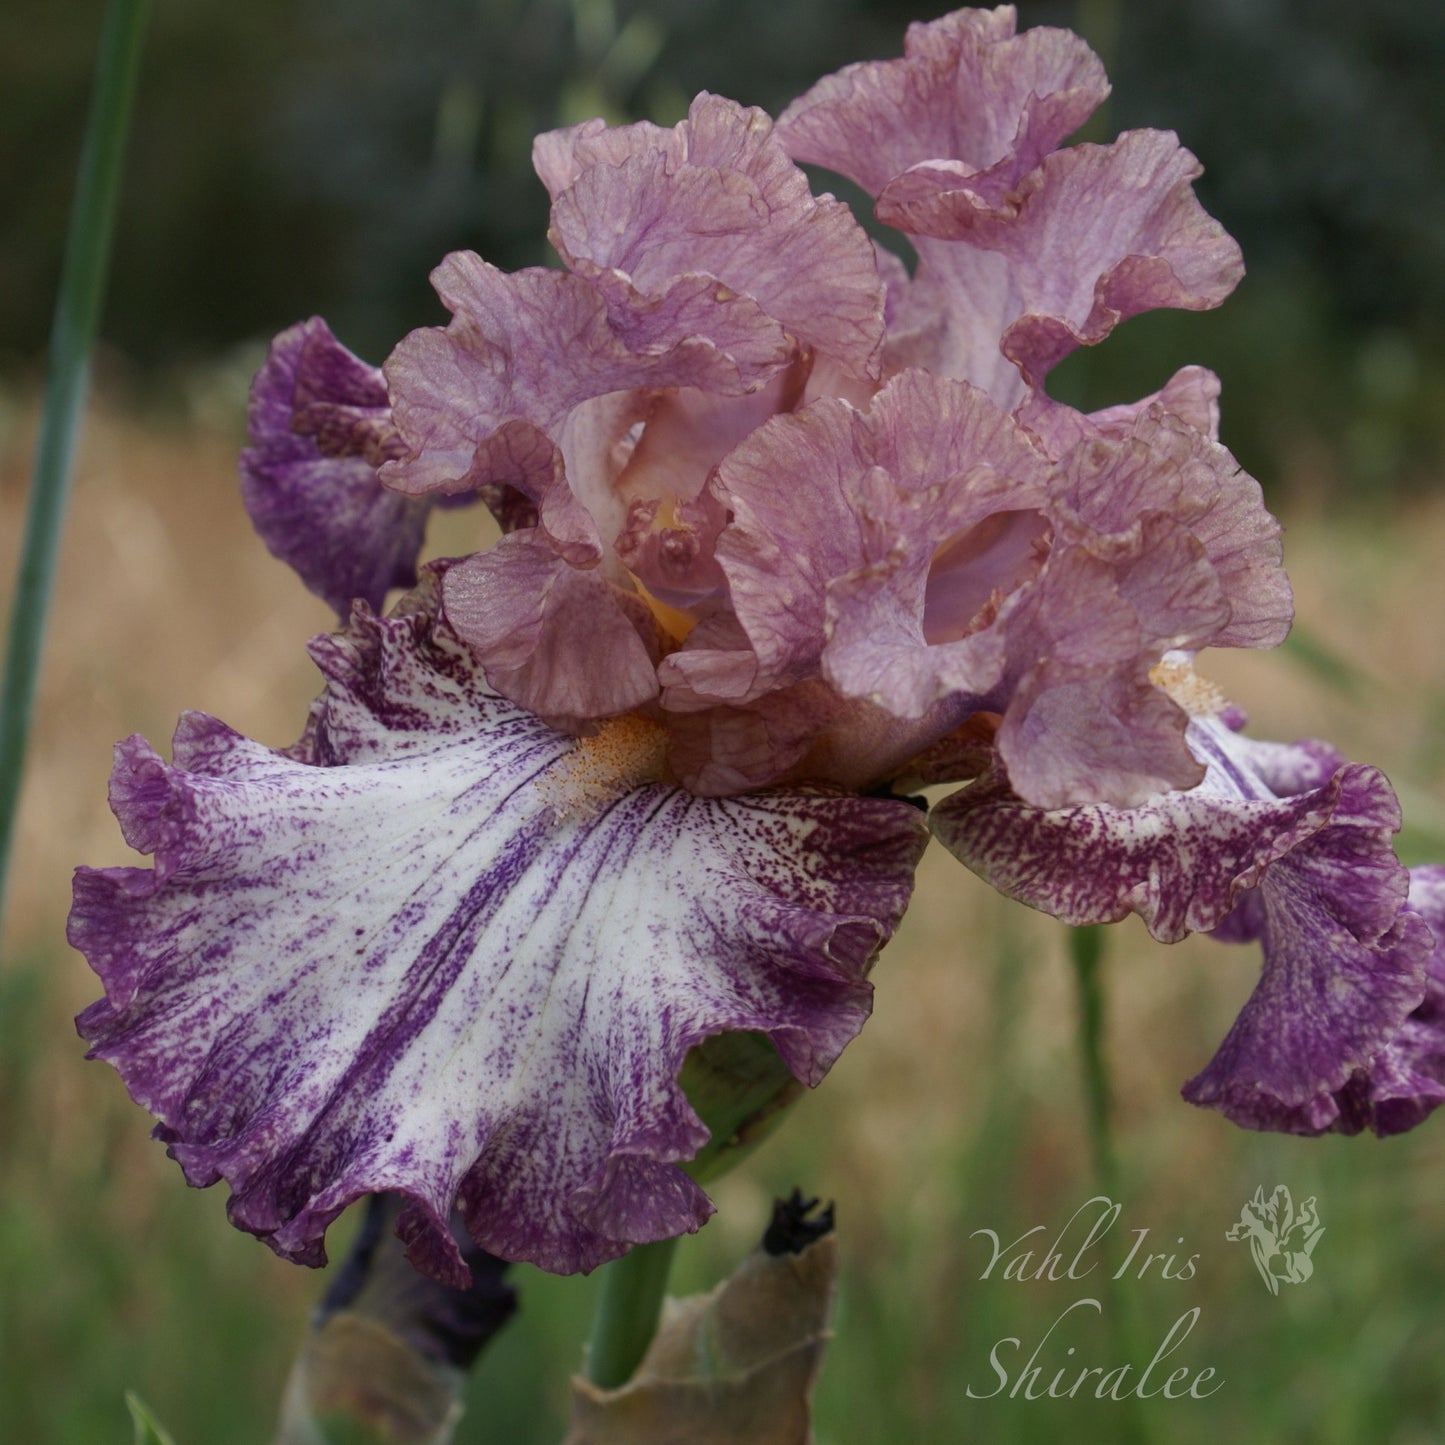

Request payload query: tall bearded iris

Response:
[72,6,1444,1286]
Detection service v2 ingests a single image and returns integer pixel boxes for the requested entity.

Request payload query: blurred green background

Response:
[4,1,1445,1441]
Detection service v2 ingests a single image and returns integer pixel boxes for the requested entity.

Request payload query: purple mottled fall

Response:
[73,6,1442,1283]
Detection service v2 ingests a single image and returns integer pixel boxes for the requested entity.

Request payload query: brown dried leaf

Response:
[564,1233,839,1445]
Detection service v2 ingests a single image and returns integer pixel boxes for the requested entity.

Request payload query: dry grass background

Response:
[4,384,1445,1442]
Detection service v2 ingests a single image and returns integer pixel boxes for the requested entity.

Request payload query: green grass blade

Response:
[126,1390,178,1445]
[0,0,150,929]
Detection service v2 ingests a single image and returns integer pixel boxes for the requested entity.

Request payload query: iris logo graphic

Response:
[1226,1187,1324,1295]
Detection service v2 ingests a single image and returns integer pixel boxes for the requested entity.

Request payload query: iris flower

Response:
[71,7,1444,1286]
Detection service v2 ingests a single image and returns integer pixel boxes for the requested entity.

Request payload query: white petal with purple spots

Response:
[71,592,927,1281]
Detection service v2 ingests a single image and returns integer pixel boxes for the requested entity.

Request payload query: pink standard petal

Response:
[778,8,1106,205]
[539,94,885,380]
[988,400,1293,812]
[990,133,1243,389]
[821,375,1054,719]
[990,540,1208,808]
[1016,364,1222,458]
[883,131,1242,410]
[683,372,1052,714]
[380,255,784,562]
[71,594,928,1283]
[1057,410,1292,651]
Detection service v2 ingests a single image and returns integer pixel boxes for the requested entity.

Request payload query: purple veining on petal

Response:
[71,587,928,1282]
[934,712,1437,1135]
[240,318,437,617]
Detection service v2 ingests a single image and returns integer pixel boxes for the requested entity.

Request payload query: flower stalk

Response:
[0,0,148,927]
[1069,923,1150,1445]
[1069,923,1119,1200]
[585,1237,681,1391]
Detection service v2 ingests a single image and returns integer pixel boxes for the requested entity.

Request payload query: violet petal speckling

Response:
[72,579,927,1282]
[933,702,1443,1135]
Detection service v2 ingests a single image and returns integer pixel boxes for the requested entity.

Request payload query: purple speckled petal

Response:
[777,8,1106,206]
[933,715,1437,1134]
[932,718,1390,941]
[240,318,434,617]
[1181,844,1434,1136]
[71,591,927,1281]
[1336,867,1445,1135]
[541,94,885,379]
[441,536,661,724]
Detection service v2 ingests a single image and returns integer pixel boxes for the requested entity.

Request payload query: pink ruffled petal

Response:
[71,591,928,1282]
[778,9,1106,205]
[989,541,1203,808]
[689,372,1052,713]
[542,95,886,379]
[992,133,1243,388]
[380,255,780,561]
[1058,410,1291,651]
[441,538,662,724]
[1015,364,1222,458]
[883,131,1242,410]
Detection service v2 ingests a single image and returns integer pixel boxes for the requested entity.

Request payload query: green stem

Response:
[585,1236,679,1390]
[1069,923,1119,1200]
[1069,924,1150,1445]
[0,0,149,929]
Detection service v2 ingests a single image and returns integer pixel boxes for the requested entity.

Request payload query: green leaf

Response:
[678,1031,803,1185]
[125,1391,177,1445]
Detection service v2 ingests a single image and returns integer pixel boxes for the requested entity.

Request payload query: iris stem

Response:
[0,0,149,929]
[1069,923,1151,1445]
[585,1236,679,1390]
[1069,923,1119,1199]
